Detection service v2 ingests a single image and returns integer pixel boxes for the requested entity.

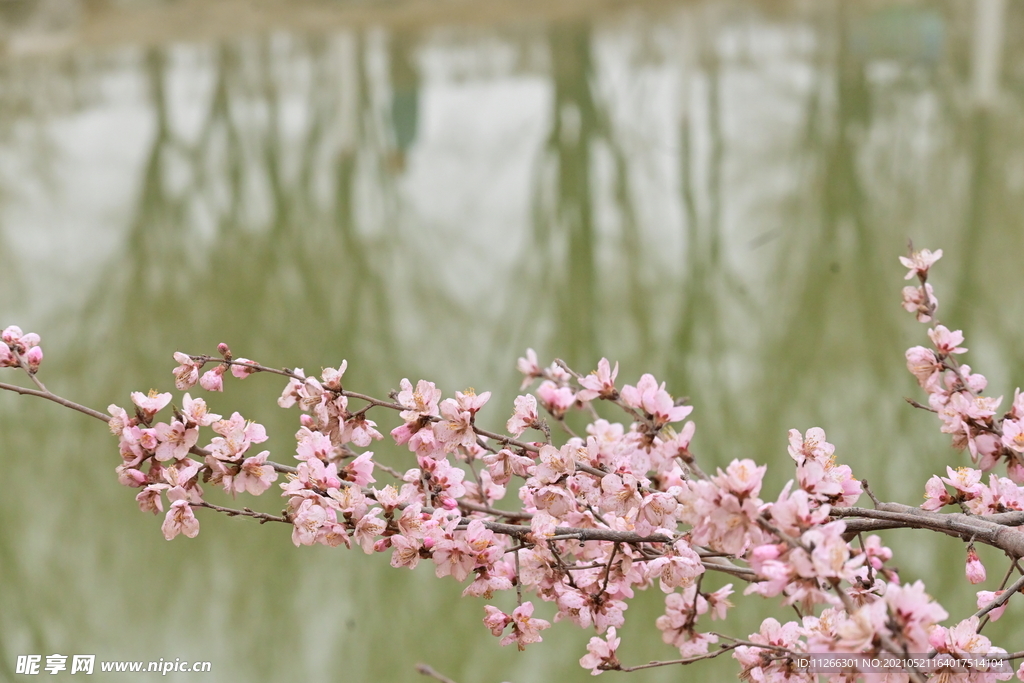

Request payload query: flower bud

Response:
[966,546,986,584]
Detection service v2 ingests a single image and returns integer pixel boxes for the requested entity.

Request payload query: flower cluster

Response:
[6,245,1024,681]
[0,325,42,371]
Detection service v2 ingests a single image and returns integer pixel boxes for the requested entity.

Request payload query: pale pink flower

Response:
[966,546,987,584]
[107,404,132,436]
[171,352,201,390]
[232,451,277,496]
[599,473,642,517]
[24,345,42,372]
[353,508,386,553]
[976,590,1007,621]
[1002,419,1024,454]
[506,394,540,436]
[921,475,953,510]
[483,605,510,637]
[536,380,576,419]
[131,390,172,417]
[577,358,619,402]
[579,627,620,675]
[136,485,167,514]
[905,346,942,388]
[534,444,576,485]
[161,488,199,540]
[277,369,306,408]
[928,325,967,355]
[620,374,692,426]
[901,283,937,322]
[153,420,199,461]
[707,584,734,621]
[291,499,328,546]
[481,448,534,485]
[462,570,514,599]
[435,398,477,451]
[344,416,382,447]
[389,534,422,569]
[500,602,551,650]
[396,378,442,421]
[230,358,259,378]
[320,361,348,391]
[181,394,220,426]
[712,459,766,498]
[199,366,224,391]
[646,540,704,592]
[343,452,376,486]
[432,536,476,581]
[899,247,943,279]
[516,348,542,389]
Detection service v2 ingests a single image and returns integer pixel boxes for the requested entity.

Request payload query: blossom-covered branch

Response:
[3,246,1024,680]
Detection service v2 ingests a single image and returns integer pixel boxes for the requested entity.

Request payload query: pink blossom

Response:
[230,358,259,378]
[396,378,442,421]
[976,590,1007,621]
[646,540,704,592]
[899,247,943,279]
[579,627,620,675]
[462,570,514,599]
[905,346,941,388]
[966,546,987,584]
[232,451,277,495]
[921,475,953,511]
[620,374,692,426]
[353,508,386,553]
[320,362,348,391]
[24,345,43,372]
[506,394,540,437]
[171,352,201,390]
[130,390,172,417]
[534,443,577,485]
[199,366,225,391]
[500,602,551,650]
[536,380,576,419]
[343,452,376,486]
[343,416,382,447]
[181,394,220,427]
[107,404,132,436]
[481,448,534,485]
[707,584,734,621]
[432,536,476,582]
[901,283,938,322]
[599,473,642,517]
[161,488,199,540]
[577,358,619,402]
[389,534,422,569]
[483,605,510,637]
[435,398,477,452]
[928,325,968,355]
[516,348,542,389]
[136,485,167,514]
[1002,419,1024,455]
[712,459,766,499]
[291,499,329,546]
[153,420,199,461]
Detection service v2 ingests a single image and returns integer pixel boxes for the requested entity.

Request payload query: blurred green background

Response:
[1,0,1024,680]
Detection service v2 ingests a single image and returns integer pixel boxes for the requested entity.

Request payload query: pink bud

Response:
[440,496,458,510]
[422,536,435,550]
[372,538,392,553]
[199,367,224,392]
[966,546,986,584]
[25,345,43,371]
[217,343,231,358]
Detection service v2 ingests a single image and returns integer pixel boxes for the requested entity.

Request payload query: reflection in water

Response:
[3,1,1024,681]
